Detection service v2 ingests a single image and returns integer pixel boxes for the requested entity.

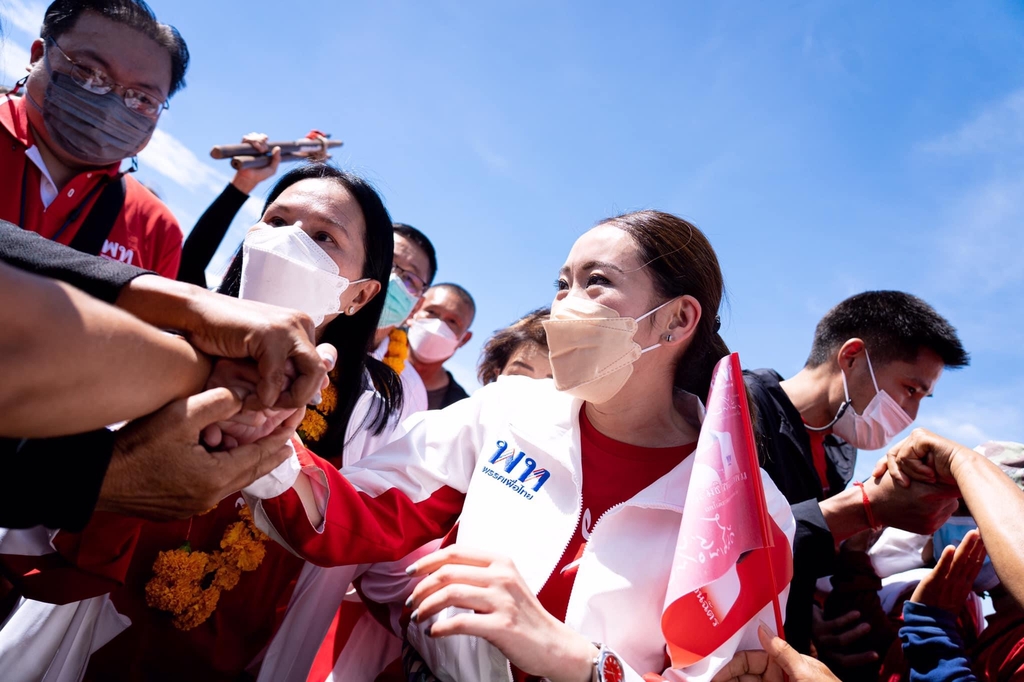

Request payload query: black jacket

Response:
[177,183,249,288]
[1,220,149,531]
[426,371,470,411]
[744,368,858,654]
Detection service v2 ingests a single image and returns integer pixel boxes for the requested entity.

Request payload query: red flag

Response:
[661,352,792,669]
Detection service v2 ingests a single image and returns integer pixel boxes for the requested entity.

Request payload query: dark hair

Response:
[219,163,401,465]
[393,222,437,285]
[608,210,730,400]
[429,283,476,324]
[41,0,190,97]
[478,307,550,385]
[806,291,969,369]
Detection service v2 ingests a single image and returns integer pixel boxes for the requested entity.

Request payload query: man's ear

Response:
[458,330,473,349]
[29,39,45,67]
[836,338,866,371]
[661,295,702,348]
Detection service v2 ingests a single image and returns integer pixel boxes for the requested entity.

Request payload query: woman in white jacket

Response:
[253,209,796,682]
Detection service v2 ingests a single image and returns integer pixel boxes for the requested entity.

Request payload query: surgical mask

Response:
[239,224,366,327]
[377,273,420,329]
[932,516,998,592]
[542,296,673,404]
[30,49,156,166]
[806,348,913,451]
[408,317,461,363]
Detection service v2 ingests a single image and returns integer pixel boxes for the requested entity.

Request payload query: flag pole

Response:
[731,353,785,638]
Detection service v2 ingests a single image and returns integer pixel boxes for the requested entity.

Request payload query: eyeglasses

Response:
[47,39,169,118]
[393,263,427,297]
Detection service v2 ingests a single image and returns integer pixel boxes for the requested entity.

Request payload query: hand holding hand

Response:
[911,529,986,614]
[230,132,281,194]
[405,547,598,682]
[866,470,960,535]
[97,387,305,520]
[712,624,841,682]
[872,429,975,489]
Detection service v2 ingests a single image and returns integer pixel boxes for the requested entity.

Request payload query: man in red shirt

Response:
[0,0,189,278]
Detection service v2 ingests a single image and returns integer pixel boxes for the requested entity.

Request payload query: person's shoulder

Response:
[123,176,180,230]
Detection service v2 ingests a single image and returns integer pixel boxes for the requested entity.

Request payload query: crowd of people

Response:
[1,2,1023,682]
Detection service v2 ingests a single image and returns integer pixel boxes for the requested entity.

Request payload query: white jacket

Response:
[253,375,795,682]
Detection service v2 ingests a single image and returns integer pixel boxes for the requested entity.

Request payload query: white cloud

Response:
[0,0,45,37]
[0,38,30,84]
[923,89,1024,156]
[138,128,230,194]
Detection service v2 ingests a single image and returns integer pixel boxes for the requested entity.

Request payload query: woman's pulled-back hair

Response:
[607,210,729,401]
[219,163,401,465]
[477,307,550,385]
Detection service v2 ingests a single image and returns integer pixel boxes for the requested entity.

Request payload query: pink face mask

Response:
[408,317,462,363]
[807,348,914,450]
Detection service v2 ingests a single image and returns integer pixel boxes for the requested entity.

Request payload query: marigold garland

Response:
[383,327,409,375]
[145,504,269,631]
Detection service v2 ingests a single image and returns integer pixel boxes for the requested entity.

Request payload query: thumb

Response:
[185,387,244,429]
[759,625,805,677]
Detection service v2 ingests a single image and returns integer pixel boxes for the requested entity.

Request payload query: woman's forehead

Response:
[274,180,362,227]
[564,223,641,270]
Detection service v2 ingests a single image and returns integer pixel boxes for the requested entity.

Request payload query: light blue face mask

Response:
[377,272,420,329]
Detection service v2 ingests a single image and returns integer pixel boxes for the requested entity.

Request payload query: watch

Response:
[591,643,624,682]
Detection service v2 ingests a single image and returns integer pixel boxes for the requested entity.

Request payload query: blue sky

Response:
[3,1,1023,479]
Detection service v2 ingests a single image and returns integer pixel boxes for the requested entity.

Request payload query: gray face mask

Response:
[30,51,156,166]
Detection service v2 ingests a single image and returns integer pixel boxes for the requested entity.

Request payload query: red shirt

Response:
[513,407,696,682]
[0,95,182,278]
[804,425,831,495]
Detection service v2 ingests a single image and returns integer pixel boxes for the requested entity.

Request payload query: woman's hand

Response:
[230,132,281,194]
[712,624,841,682]
[911,528,986,614]
[406,547,598,682]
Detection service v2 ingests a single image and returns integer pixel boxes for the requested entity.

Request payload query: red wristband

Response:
[853,481,881,530]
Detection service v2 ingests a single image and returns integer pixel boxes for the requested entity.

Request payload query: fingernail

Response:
[310,392,322,406]
[405,595,414,608]
[410,609,419,623]
[758,619,776,637]
[405,563,418,576]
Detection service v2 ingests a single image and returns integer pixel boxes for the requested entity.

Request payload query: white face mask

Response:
[807,348,914,450]
[239,223,367,327]
[408,317,462,363]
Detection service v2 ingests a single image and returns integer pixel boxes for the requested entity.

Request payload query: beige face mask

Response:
[542,296,673,404]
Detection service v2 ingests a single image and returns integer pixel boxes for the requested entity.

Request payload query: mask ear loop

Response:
[863,347,881,394]
[635,297,678,354]
[806,370,853,432]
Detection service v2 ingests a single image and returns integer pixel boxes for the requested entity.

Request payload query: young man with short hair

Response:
[745,290,969,656]
[1,0,188,277]
[408,283,476,409]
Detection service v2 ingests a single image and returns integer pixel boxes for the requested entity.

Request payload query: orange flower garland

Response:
[145,504,269,630]
[383,327,409,375]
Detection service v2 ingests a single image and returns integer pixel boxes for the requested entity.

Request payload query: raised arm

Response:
[0,261,210,437]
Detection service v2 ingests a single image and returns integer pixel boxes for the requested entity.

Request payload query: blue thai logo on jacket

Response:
[481,440,550,500]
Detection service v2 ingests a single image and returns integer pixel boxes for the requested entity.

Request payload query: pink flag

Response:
[661,352,791,668]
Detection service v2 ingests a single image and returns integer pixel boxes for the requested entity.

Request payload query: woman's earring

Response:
[347,306,356,315]
[664,334,673,342]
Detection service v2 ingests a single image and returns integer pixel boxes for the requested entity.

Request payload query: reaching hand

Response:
[872,429,975,489]
[96,388,305,520]
[180,290,336,409]
[866,470,960,535]
[911,529,986,614]
[230,132,282,194]
[405,547,598,682]
[810,606,878,668]
[202,357,295,448]
[712,624,841,682]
